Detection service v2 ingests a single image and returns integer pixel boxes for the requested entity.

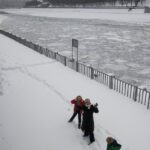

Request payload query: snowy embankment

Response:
[1,8,150,24]
[0,30,150,150]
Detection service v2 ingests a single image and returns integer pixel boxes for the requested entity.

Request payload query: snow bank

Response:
[1,8,150,24]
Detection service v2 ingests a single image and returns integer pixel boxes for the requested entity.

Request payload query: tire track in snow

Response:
[1,61,56,71]
[1,60,69,104]
[19,66,69,105]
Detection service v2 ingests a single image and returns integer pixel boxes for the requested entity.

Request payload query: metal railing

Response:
[0,29,149,109]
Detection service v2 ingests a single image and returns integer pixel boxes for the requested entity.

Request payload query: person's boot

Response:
[83,134,88,137]
[83,132,89,137]
[88,139,95,145]
[68,119,72,123]
[78,123,81,129]
[89,133,95,145]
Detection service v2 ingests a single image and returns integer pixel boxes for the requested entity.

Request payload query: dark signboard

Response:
[72,39,78,48]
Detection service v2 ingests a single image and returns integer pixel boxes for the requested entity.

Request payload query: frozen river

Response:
[0,12,150,88]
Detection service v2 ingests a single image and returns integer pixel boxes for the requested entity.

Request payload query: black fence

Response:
[0,29,150,109]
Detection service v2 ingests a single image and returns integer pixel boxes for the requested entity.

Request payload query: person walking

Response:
[68,95,85,129]
[81,98,99,145]
[106,137,122,150]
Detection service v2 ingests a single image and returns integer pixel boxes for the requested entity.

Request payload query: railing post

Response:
[35,44,38,52]
[109,74,115,89]
[133,86,138,102]
[147,92,150,109]
[76,61,79,72]
[54,52,57,59]
[142,88,147,104]
[90,67,94,79]
[64,56,67,66]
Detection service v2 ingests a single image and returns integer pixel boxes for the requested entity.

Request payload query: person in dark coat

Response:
[106,137,122,150]
[68,95,85,129]
[81,98,99,145]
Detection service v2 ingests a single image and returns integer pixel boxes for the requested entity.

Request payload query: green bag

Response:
[107,140,121,150]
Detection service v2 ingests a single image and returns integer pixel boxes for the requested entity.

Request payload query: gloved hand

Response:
[94,103,98,107]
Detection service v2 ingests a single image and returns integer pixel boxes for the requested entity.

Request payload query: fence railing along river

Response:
[0,29,150,109]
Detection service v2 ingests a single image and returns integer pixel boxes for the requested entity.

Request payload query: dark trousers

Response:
[69,111,81,125]
[89,132,95,142]
[84,130,95,142]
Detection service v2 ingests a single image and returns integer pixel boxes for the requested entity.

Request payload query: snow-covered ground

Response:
[0,20,150,150]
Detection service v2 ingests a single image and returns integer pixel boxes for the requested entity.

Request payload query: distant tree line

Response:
[48,0,145,6]
[25,0,146,7]
[25,0,41,7]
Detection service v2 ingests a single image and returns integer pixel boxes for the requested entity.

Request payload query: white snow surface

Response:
[0,26,150,150]
[1,8,150,24]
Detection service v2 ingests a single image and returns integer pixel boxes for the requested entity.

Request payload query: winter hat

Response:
[106,137,114,144]
[85,98,91,109]
[85,98,91,105]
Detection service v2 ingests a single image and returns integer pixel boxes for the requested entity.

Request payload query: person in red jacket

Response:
[68,95,85,129]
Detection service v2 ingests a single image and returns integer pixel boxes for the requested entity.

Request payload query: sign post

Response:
[72,39,78,62]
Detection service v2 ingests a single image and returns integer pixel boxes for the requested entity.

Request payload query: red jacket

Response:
[71,99,85,113]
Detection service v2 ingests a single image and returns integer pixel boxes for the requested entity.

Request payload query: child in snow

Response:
[106,137,122,150]
[68,95,85,129]
[81,98,99,145]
